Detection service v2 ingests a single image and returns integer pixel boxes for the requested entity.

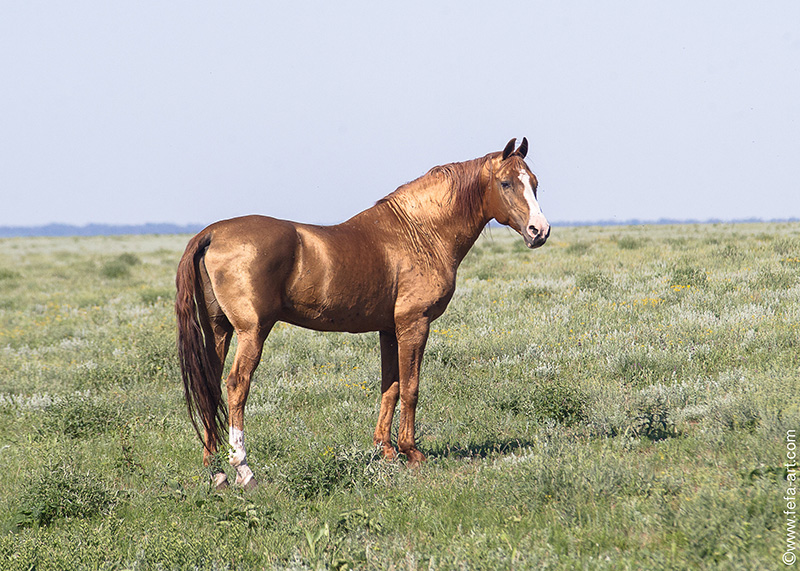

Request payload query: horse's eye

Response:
[500,181,511,189]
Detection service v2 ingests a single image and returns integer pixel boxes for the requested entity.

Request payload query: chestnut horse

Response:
[176,138,550,489]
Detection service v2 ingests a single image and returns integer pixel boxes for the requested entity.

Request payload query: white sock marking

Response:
[229,426,254,486]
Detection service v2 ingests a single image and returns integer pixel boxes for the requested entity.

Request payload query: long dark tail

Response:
[175,232,227,453]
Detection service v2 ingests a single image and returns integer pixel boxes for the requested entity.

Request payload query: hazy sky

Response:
[2,2,798,228]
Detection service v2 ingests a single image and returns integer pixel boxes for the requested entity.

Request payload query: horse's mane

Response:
[377,153,500,219]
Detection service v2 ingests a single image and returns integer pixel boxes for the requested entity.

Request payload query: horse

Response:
[175,138,550,490]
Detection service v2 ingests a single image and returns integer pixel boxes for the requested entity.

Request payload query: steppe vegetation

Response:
[0,223,798,569]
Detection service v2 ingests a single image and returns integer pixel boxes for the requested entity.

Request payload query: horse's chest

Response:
[396,270,456,320]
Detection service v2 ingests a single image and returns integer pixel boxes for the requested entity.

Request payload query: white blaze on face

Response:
[518,170,550,241]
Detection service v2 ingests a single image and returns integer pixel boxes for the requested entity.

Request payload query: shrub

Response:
[517,285,553,300]
[282,444,390,499]
[575,271,612,292]
[717,243,744,261]
[473,259,502,281]
[616,236,648,250]
[13,463,118,528]
[129,326,178,381]
[614,352,683,387]
[115,253,141,266]
[207,496,274,530]
[40,394,122,439]
[565,241,591,256]
[139,287,174,305]
[670,266,707,287]
[755,268,796,290]
[493,377,586,426]
[710,396,760,433]
[100,253,141,279]
[772,237,800,256]
[100,260,130,278]
[630,393,678,441]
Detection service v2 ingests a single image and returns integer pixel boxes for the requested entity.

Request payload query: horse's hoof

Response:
[235,467,257,490]
[236,473,257,491]
[213,472,229,491]
[234,464,256,490]
[378,444,398,461]
[405,449,426,468]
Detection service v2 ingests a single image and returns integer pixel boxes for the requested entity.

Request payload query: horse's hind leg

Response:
[224,325,272,490]
[199,261,235,487]
[204,317,233,489]
[374,331,400,459]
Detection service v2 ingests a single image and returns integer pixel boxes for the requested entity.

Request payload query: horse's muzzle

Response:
[525,221,551,249]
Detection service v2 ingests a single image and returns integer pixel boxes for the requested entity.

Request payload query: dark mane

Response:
[377,153,498,219]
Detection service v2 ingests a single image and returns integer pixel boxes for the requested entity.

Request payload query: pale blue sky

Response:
[1,2,798,227]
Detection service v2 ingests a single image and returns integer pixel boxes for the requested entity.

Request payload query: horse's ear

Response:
[517,137,528,159]
[502,138,517,160]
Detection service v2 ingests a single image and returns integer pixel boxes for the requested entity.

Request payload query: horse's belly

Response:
[282,229,396,333]
[278,301,393,334]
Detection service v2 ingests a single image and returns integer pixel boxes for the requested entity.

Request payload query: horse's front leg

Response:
[374,331,400,459]
[395,317,430,467]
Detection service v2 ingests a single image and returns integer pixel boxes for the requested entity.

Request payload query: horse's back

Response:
[282,220,398,332]
[199,214,397,333]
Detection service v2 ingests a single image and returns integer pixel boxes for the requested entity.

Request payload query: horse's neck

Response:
[379,181,489,264]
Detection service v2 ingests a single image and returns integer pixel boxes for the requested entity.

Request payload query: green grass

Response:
[0,223,798,569]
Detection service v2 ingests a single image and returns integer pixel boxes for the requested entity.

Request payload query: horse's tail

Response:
[175,231,227,454]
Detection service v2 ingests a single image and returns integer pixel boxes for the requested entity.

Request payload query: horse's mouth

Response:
[524,228,550,249]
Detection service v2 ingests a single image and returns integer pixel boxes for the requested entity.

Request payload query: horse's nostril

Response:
[528,225,538,235]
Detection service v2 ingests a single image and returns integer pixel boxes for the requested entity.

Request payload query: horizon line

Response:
[0,217,798,238]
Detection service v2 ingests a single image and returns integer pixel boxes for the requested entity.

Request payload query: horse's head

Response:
[485,138,550,249]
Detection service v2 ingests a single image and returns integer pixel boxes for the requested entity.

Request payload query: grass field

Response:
[0,223,798,569]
